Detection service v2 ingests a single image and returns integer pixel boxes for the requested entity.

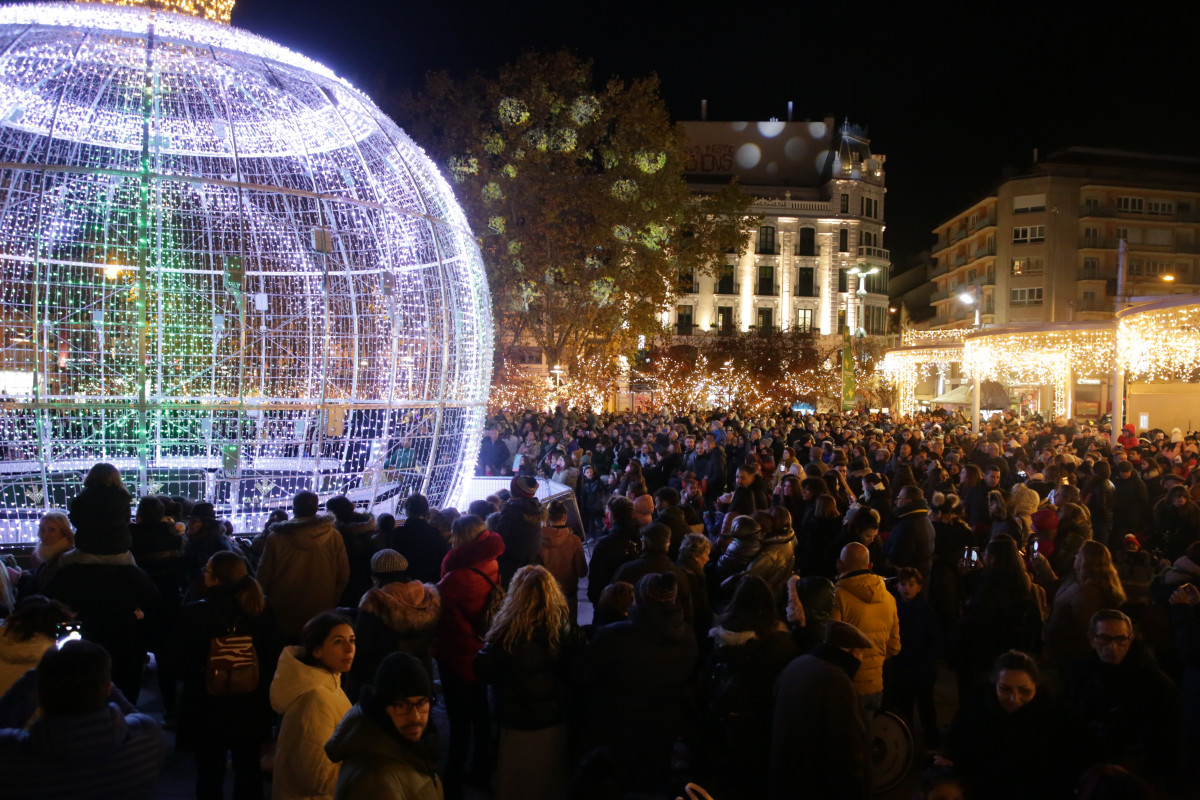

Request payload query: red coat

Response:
[434,530,505,681]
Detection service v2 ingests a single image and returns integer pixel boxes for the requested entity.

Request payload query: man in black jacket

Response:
[587,496,641,606]
[389,493,449,586]
[769,620,873,800]
[652,486,692,559]
[884,486,935,582]
[1112,460,1149,541]
[494,475,545,586]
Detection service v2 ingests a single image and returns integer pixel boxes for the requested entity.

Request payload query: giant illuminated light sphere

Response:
[0,1,493,540]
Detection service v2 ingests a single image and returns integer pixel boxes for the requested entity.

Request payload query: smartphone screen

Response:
[1032,539,1039,554]
[56,622,82,650]
[969,548,979,565]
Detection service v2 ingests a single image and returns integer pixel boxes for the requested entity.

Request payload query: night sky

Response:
[230,0,1200,271]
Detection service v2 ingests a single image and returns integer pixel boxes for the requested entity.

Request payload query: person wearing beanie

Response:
[494,475,546,586]
[325,653,442,800]
[613,524,693,625]
[577,570,698,795]
[769,619,872,800]
[345,551,441,700]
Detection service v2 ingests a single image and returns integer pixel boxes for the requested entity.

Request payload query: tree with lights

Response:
[399,51,753,371]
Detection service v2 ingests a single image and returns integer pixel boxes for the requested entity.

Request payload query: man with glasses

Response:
[1064,609,1178,790]
[326,652,440,799]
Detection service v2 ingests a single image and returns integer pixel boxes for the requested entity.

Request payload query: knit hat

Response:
[635,572,678,606]
[511,475,538,499]
[824,620,873,650]
[370,548,409,576]
[1010,484,1039,518]
[191,502,217,520]
[372,652,432,704]
[1031,508,1059,533]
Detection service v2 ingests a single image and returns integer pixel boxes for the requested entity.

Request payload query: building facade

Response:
[928,148,1200,330]
[672,117,891,339]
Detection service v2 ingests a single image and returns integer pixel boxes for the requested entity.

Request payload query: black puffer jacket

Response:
[747,531,796,601]
[716,517,763,584]
[495,495,545,585]
[474,625,584,730]
[335,513,381,606]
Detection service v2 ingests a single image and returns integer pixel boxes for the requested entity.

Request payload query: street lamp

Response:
[848,266,880,338]
[955,283,984,434]
[957,284,983,328]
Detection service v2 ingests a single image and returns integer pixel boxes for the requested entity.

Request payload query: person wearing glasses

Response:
[1063,609,1179,792]
[325,652,440,800]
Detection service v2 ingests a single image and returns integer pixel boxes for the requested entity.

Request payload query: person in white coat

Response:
[270,612,356,800]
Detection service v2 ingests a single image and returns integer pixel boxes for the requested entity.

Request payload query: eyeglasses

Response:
[1092,634,1132,646]
[390,697,431,714]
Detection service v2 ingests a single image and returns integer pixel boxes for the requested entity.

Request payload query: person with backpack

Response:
[171,550,282,800]
[434,513,505,799]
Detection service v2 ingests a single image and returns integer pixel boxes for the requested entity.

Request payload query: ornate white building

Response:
[672,117,891,338]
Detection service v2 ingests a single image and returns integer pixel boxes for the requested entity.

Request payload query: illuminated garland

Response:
[881,345,964,418]
[901,328,972,347]
[1117,301,1200,382]
[81,0,236,24]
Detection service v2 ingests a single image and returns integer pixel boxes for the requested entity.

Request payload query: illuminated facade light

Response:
[1117,297,1200,382]
[0,3,493,541]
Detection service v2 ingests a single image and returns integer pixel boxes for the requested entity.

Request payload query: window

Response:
[838,268,848,294]
[1010,287,1044,305]
[1083,226,1101,245]
[797,227,816,256]
[757,265,775,295]
[796,308,814,333]
[1146,260,1171,276]
[756,307,774,331]
[1011,257,1044,275]
[1116,226,1130,242]
[860,196,878,218]
[1081,290,1099,311]
[1117,196,1144,213]
[837,309,846,334]
[796,267,816,297]
[840,194,850,214]
[1013,193,1046,213]
[675,305,694,335]
[1128,258,1144,275]
[717,264,735,294]
[716,306,733,334]
[1148,199,1174,215]
[1012,225,1045,243]
[677,268,695,294]
[1083,197,1101,213]
[839,229,849,252]
[860,229,879,249]
[757,226,776,254]
[1082,257,1101,278]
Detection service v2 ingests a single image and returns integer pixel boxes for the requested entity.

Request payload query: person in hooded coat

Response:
[343,549,441,699]
[884,486,935,582]
[830,542,901,708]
[325,496,380,607]
[390,494,449,586]
[258,491,350,642]
[768,620,874,800]
[575,572,698,796]
[325,653,442,800]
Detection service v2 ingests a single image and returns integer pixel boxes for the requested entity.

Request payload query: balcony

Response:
[856,245,890,262]
[1080,237,1117,249]
[932,237,952,254]
[795,284,819,298]
[794,246,820,257]
[756,281,778,296]
[1080,265,1115,280]
[928,260,950,278]
[972,243,997,260]
[715,280,737,295]
[756,244,781,256]
[930,288,950,303]
[1080,204,1118,219]
[969,214,998,230]
[954,254,968,266]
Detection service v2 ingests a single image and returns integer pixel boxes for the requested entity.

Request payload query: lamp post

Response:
[847,266,879,411]
[1111,239,1128,447]
[957,284,983,435]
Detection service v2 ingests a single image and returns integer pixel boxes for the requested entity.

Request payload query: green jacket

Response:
[325,696,442,800]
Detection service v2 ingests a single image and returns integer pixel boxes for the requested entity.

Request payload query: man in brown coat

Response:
[258,490,350,641]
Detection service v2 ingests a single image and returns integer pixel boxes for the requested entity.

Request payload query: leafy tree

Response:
[398,51,753,370]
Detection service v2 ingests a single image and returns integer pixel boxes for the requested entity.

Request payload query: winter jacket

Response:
[800,515,843,578]
[168,586,283,751]
[654,505,692,559]
[884,500,935,581]
[576,603,698,794]
[270,646,353,800]
[258,515,350,641]
[1152,498,1200,561]
[957,572,1043,680]
[947,681,1079,800]
[68,484,132,555]
[768,644,870,800]
[495,495,545,585]
[0,626,54,698]
[334,514,380,607]
[347,581,441,697]
[577,476,607,516]
[830,569,901,695]
[388,517,449,586]
[475,625,583,730]
[614,551,694,624]
[1042,579,1111,666]
[676,554,713,637]
[889,589,940,688]
[539,525,587,601]
[182,526,235,599]
[747,531,796,602]
[1113,474,1149,537]
[586,522,641,605]
[325,694,443,800]
[1063,642,1179,783]
[434,531,505,682]
[1048,518,1091,580]
[128,521,186,630]
[0,701,165,800]
[716,523,763,584]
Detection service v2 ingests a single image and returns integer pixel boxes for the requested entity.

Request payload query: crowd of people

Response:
[0,405,1196,800]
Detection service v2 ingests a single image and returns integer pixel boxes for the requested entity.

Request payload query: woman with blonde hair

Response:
[1038,539,1126,667]
[475,564,581,800]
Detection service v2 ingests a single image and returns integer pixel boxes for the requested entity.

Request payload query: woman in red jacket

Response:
[435,513,505,798]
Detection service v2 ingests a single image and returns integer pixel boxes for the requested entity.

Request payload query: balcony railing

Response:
[972,243,997,260]
[795,284,819,297]
[674,322,696,336]
[1080,237,1117,249]
[794,246,820,257]
[969,214,998,230]
[715,280,737,295]
[856,245,890,261]
[756,244,781,255]
[930,288,950,303]
[756,282,778,296]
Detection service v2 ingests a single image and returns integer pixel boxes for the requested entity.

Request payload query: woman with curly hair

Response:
[1036,539,1126,667]
[474,565,582,800]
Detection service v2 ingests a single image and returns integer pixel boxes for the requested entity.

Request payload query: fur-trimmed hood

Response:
[358,581,442,634]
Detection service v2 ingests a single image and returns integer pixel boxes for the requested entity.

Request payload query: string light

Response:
[0,2,493,541]
[901,328,972,347]
[881,345,964,418]
[1117,299,1200,382]
[80,0,236,24]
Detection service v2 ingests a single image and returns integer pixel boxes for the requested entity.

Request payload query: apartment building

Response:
[674,117,891,338]
[928,148,1200,329]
